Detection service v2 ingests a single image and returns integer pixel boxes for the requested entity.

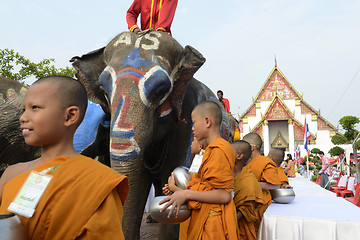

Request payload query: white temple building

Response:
[237,62,340,156]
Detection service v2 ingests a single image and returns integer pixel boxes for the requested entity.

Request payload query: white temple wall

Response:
[316,130,333,145]
[260,101,271,115]
[283,99,295,113]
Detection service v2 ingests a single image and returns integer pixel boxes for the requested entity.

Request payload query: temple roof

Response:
[263,95,293,120]
[254,66,301,102]
[238,63,339,134]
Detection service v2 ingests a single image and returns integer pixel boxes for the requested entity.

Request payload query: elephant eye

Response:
[139,66,172,106]
[99,66,115,97]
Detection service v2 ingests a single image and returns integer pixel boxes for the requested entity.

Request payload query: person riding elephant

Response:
[70,29,231,240]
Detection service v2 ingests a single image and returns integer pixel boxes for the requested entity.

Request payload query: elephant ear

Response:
[170,45,206,119]
[70,47,110,116]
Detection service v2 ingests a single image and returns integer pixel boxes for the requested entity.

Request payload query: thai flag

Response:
[296,145,301,159]
[303,118,311,151]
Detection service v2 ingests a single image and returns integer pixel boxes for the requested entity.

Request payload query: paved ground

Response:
[140,213,160,239]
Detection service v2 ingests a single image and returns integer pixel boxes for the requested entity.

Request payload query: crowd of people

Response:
[0,74,306,240]
[0,1,338,239]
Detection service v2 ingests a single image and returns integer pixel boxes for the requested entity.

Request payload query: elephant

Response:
[0,88,40,176]
[70,30,232,239]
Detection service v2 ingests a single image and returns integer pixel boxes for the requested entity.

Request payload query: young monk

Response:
[268,148,293,189]
[162,136,207,240]
[243,133,281,219]
[0,76,128,240]
[232,140,264,240]
[160,101,239,240]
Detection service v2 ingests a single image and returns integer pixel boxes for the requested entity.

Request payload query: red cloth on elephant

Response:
[277,166,289,184]
[186,138,239,240]
[126,0,178,33]
[246,156,280,219]
[0,155,128,240]
[233,166,264,240]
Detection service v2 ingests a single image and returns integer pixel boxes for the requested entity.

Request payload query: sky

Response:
[1,0,359,131]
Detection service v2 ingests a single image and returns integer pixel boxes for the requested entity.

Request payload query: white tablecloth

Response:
[258,176,360,240]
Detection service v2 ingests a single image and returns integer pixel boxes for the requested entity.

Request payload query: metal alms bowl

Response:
[270,188,296,204]
[149,196,191,224]
[173,166,192,190]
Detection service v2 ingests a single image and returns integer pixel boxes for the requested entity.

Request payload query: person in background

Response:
[319,151,331,190]
[300,163,305,175]
[243,133,281,219]
[268,149,293,189]
[126,0,178,34]
[284,153,295,177]
[232,140,264,240]
[217,90,230,113]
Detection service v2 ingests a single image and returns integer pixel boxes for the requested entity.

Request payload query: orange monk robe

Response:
[277,166,289,184]
[0,155,128,240]
[178,217,190,240]
[186,138,239,240]
[247,156,280,219]
[233,166,264,240]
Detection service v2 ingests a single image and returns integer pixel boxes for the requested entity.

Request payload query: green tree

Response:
[310,148,320,154]
[355,140,360,151]
[0,48,76,85]
[339,116,360,141]
[331,134,347,145]
[328,146,345,157]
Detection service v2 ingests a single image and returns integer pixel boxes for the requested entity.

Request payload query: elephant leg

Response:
[112,161,152,240]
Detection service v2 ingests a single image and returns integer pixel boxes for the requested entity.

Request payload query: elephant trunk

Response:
[111,159,151,240]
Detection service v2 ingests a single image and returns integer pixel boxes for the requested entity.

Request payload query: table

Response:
[258,176,360,240]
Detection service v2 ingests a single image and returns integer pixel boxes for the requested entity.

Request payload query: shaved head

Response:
[33,76,88,122]
[232,140,251,163]
[243,132,263,150]
[193,101,222,126]
[268,148,285,167]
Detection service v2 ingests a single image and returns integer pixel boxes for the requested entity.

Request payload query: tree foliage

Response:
[339,116,360,141]
[310,148,320,155]
[355,140,360,151]
[328,146,345,157]
[0,48,76,85]
[331,134,347,145]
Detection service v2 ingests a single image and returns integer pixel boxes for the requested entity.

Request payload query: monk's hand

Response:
[168,172,177,191]
[162,184,173,196]
[280,183,293,189]
[133,28,140,34]
[159,190,187,218]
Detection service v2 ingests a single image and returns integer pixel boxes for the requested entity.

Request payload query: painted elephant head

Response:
[71,30,206,239]
[72,30,204,162]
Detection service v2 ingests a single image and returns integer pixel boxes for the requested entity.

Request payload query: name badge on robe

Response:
[8,171,53,218]
[189,154,203,173]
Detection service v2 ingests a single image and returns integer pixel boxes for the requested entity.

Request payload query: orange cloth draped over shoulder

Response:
[277,166,289,184]
[185,138,239,240]
[247,156,280,219]
[233,166,264,240]
[0,155,128,240]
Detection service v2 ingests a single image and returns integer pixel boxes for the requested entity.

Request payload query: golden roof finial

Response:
[274,54,277,67]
